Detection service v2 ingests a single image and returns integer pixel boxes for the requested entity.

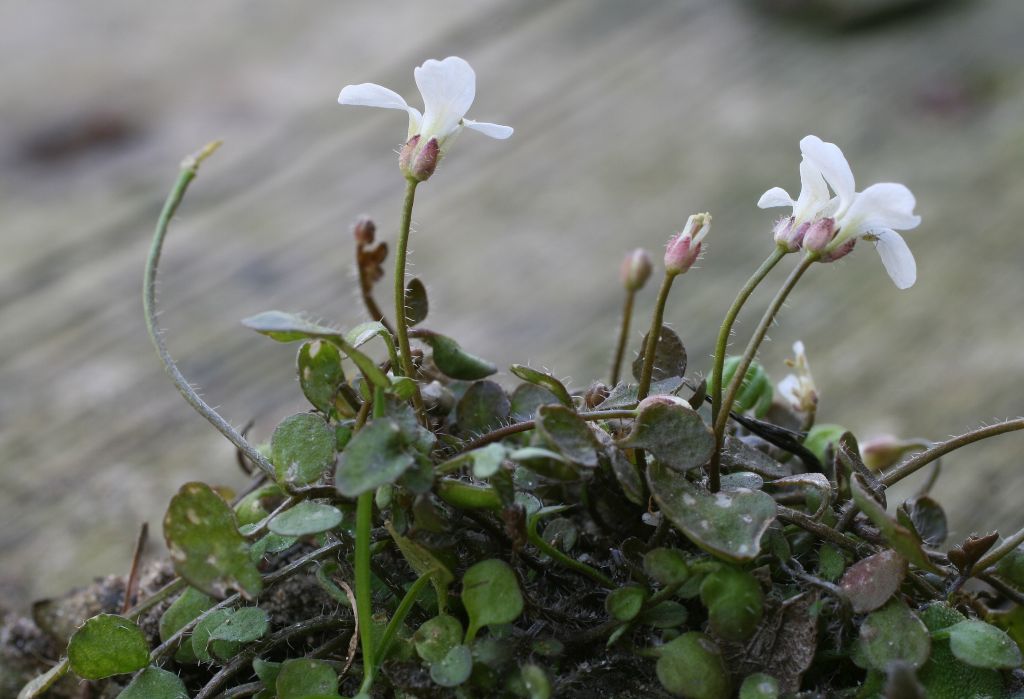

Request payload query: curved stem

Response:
[356,387,386,693]
[454,409,638,454]
[143,142,276,481]
[527,517,614,588]
[712,255,814,490]
[637,274,676,401]
[709,248,786,425]
[610,289,636,386]
[393,177,426,421]
[880,418,1024,487]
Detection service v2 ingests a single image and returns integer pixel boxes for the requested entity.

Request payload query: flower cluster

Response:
[759,135,921,289]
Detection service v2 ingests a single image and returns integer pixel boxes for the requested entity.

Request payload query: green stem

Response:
[880,418,1024,487]
[143,142,276,481]
[610,289,636,386]
[374,572,435,661]
[454,409,638,453]
[637,274,677,401]
[356,387,386,693]
[527,516,614,588]
[393,177,426,421]
[711,255,814,490]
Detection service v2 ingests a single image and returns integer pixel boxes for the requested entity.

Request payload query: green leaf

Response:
[700,567,764,642]
[298,340,348,416]
[456,380,510,435]
[618,396,714,472]
[638,601,689,629]
[856,599,931,671]
[851,480,939,573]
[599,376,685,410]
[158,586,216,663]
[335,418,415,497]
[594,428,644,505]
[839,550,906,613]
[405,277,429,326]
[271,413,335,486]
[68,614,150,680]
[191,609,239,662]
[242,311,389,388]
[415,329,496,380]
[234,483,286,527]
[269,501,343,536]
[655,632,730,699]
[462,559,524,642]
[276,658,340,698]
[510,383,562,421]
[208,607,269,644]
[643,547,690,587]
[509,364,573,408]
[252,658,281,699]
[536,404,599,468]
[163,482,262,599]
[429,644,473,688]
[519,664,552,699]
[739,673,779,699]
[386,521,454,611]
[946,619,1023,669]
[648,462,776,563]
[897,495,948,547]
[632,325,687,383]
[413,614,464,663]
[16,658,70,699]
[605,585,647,621]
[802,423,847,464]
[116,666,189,699]
[468,443,506,479]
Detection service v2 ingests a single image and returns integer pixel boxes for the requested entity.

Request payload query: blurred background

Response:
[2,0,1023,611]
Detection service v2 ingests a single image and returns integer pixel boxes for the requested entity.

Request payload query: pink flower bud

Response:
[620,248,653,292]
[802,218,838,255]
[664,213,711,275]
[409,136,440,181]
[398,134,420,174]
[773,217,808,253]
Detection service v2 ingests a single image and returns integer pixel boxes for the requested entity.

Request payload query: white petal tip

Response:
[463,119,513,139]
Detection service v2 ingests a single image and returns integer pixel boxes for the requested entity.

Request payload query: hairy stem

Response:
[711,254,814,491]
[356,387,386,693]
[143,142,276,481]
[393,177,426,421]
[610,289,636,386]
[454,409,638,454]
[637,274,676,401]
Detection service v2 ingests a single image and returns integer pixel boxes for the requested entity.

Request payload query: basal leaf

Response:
[335,418,415,497]
[116,666,189,699]
[509,364,573,408]
[271,413,335,486]
[276,658,341,698]
[456,381,510,435]
[68,614,149,680]
[536,404,599,468]
[268,501,343,537]
[415,329,496,380]
[632,325,687,383]
[618,396,714,472]
[462,559,524,642]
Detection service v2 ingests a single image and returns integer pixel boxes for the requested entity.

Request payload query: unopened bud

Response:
[773,217,808,253]
[400,135,440,182]
[620,248,653,292]
[584,382,610,409]
[398,134,420,174]
[353,216,376,245]
[802,218,838,255]
[664,213,711,275]
[861,435,927,472]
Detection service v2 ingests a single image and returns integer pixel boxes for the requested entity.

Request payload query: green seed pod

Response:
[708,357,773,418]
[700,566,764,642]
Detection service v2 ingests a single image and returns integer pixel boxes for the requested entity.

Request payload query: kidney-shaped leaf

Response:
[68,614,150,680]
[276,658,340,698]
[269,501,343,537]
[461,559,524,642]
[164,482,262,599]
[271,413,335,486]
[946,619,1023,670]
[619,397,714,472]
[536,405,599,468]
[632,324,687,383]
[648,462,776,563]
[335,418,415,497]
[856,600,931,671]
[117,666,189,699]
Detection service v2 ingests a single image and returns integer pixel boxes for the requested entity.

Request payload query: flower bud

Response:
[773,217,808,253]
[400,134,440,182]
[398,134,420,174]
[802,218,837,255]
[584,382,610,409]
[664,213,711,276]
[861,435,926,472]
[352,216,376,245]
[620,248,653,292]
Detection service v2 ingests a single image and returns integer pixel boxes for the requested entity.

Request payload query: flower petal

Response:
[871,229,917,289]
[757,187,795,209]
[338,83,410,111]
[463,119,513,139]
[793,158,832,222]
[801,135,855,206]
[842,182,921,238]
[415,57,476,141]
[777,374,801,406]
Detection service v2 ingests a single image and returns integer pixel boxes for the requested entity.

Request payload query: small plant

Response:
[15,56,1024,699]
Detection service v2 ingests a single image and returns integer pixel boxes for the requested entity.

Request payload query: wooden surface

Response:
[2,0,1023,610]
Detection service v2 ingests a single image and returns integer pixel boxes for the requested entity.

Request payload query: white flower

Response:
[338,56,512,164]
[759,135,922,289]
[777,340,817,413]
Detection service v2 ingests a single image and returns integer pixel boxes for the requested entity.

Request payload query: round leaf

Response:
[857,600,931,671]
[335,418,415,497]
[191,609,240,662]
[839,550,906,614]
[461,559,524,641]
[268,501,343,536]
[947,619,1023,669]
[68,614,150,680]
[536,404,599,468]
[429,644,473,688]
[414,614,464,663]
[655,632,730,699]
[643,547,690,587]
[619,397,714,472]
[117,666,189,699]
[456,381,510,435]
[739,673,780,699]
[276,658,340,698]
[271,413,335,486]
[298,340,347,416]
[605,585,647,621]
[208,607,270,644]
[632,324,687,383]
[158,586,215,663]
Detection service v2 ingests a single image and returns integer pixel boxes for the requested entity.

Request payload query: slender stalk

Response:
[610,289,636,386]
[711,255,814,491]
[637,274,676,401]
[880,418,1024,487]
[709,248,786,425]
[527,515,614,588]
[454,409,638,454]
[374,572,435,661]
[356,387,386,694]
[144,142,276,481]
[393,177,426,420]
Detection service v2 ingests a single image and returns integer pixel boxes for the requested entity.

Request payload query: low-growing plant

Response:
[14,55,1024,698]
